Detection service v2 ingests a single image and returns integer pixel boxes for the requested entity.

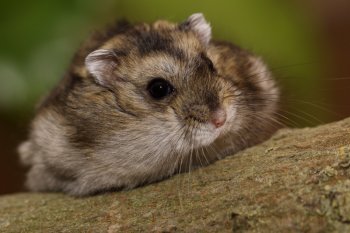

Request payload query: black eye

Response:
[147,78,174,100]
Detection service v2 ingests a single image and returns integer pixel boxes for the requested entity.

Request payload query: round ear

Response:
[180,13,212,46]
[85,49,118,86]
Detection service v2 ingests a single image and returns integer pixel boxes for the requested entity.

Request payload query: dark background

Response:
[0,0,349,195]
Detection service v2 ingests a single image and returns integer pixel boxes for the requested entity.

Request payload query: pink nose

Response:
[211,108,227,128]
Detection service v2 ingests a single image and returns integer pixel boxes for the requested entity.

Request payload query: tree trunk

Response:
[1,117,350,232]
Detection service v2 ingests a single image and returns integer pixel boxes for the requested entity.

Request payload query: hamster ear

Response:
[180,13,212,46]
[85,49,117,86]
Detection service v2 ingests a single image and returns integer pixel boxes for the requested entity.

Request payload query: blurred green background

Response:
[1,0,349,194]
[0,0,323,118]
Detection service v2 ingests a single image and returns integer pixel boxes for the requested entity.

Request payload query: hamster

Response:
[18,13,279,196]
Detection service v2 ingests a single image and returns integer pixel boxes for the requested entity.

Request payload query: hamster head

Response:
[85,13,235,149]
[19,13,279,196]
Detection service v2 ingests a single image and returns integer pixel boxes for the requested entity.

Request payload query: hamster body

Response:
[19,13,279,196]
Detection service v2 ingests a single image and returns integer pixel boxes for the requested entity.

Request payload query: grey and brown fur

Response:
[19,13,279,196]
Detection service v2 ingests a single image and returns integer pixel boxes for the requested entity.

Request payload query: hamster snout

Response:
[211,108,226,128]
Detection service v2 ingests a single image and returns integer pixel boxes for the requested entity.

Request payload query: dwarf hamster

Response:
[18,13,279,196]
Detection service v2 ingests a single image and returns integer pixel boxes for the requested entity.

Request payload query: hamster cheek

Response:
[225,103,237,130]
[219,95,238,133]
[174,137,191,151]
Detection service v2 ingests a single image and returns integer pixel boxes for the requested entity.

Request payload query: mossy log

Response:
[1,118,350,232]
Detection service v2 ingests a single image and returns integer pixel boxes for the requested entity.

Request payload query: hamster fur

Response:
[19,13,279,196]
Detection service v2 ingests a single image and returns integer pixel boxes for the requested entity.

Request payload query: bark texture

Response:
[1,118,350,232]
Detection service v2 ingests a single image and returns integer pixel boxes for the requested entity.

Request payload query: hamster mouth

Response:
[187,123,224,148]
